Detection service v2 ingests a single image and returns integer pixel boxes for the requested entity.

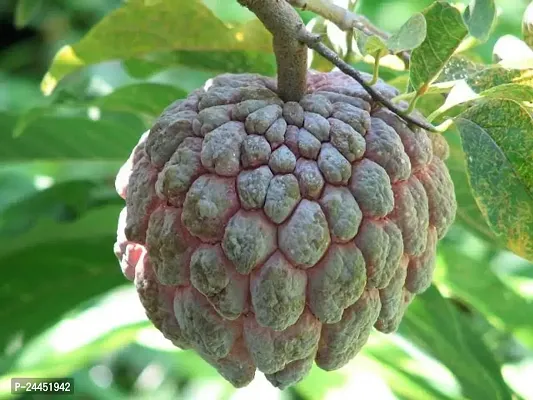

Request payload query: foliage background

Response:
[1,0,532,399]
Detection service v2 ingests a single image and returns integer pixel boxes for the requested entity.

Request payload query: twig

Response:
[287,0,410,66]
[298,29,437,132]
[238,0,307,101]
[288,0,380,34]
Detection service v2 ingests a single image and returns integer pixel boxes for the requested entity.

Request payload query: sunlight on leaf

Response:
[493,35,533,67]
[401,285,513,400]
[41,0,270,95]
[428,66,533,121]
[436,242,533,349]
[387,13,427,53]
[524,1,533,49]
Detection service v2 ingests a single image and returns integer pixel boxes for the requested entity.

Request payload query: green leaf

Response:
[356,33,389,58]
[0,72,46,112]
[387,13,427,53]
[455,100,533,261]
[92,83,187,117]
[0,160,122,236]
[0,319,148,395]
[356,14,426,60]
[41,0,271,95]
[293,365,346,400]
[0,111,144,162]
[0,170,36,216]
[364,340,456,400]
[409,2,468,92]
[480,83,533,102]
[401,285,513,400]
[460,99,533,209]
[444,129,498,244]
[428,80,478,122]
[464,0,496,42]
[14,0,43,29]
[436,241,533,349]
[435,55,485,83]
[467,66,533,92]
[429,67,533,121]
[0,206,124,350]
[0,181,112,237]
[523,2,533,49]
[123,50,276,81]
[170,50,277,76]
[396,56,484,119]
[202,0,255,24]
[0,160,121,194]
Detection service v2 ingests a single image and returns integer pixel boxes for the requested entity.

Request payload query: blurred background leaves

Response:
[1,0,533,399]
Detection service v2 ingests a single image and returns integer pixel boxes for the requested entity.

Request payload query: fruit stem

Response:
[434,118,454,133]
[238,0,307,102]
[369,52,381,85]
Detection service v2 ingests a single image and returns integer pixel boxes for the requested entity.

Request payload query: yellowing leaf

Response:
[428,67,533,121]
[456,99,533,261]
[41,0,271,95]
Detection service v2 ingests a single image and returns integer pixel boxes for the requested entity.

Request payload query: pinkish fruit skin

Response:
[222,210,277,274]
[114,71,457,389]
[304,112,330,142]
[354,219,404,289]
[319,185,362,243]
[189,243,249,320]
[316,288,381,370]
[328,118,366,162]
[307,242,366,323]
[365,118,411,182]
[250,251,307,330]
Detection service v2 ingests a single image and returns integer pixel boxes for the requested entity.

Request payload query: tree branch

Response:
[237,0,307,102]
[298,30,437,132]
[287,0,377,34]
[287,0,410,66]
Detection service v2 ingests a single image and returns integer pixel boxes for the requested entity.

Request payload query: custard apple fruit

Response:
[114,71,457,389]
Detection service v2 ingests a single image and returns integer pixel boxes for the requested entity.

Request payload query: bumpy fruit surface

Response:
[114,71,457,389]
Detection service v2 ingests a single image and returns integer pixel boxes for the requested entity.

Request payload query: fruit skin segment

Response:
[114,70,457,389]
